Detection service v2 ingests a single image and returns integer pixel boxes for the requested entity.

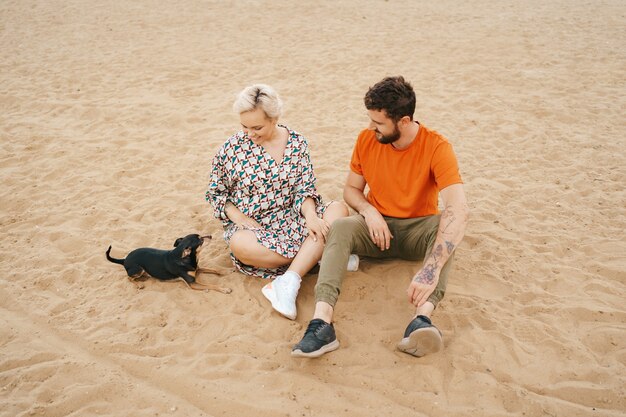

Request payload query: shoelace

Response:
[304,320,327,336]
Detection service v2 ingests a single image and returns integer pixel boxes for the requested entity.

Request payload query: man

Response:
[292,76,469,358]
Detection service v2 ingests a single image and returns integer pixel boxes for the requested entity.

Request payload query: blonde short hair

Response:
[233,84,283,119]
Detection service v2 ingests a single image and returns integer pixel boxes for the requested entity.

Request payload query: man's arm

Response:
[343,171,393,250]
[408,183,470,307]
[343,171,368,212]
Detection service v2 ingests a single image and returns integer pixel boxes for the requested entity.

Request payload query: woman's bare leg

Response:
[261,201,350,320]
[287,201,349,277]
[230,202,349,273]
[229,229,290,269]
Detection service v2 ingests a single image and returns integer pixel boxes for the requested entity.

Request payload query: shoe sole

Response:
[291,339,340,358]
[261,284,296,320]
[396,327,443,357]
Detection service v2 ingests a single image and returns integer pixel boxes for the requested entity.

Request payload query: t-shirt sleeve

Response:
[349,133,364,175]
[432,141,463,190]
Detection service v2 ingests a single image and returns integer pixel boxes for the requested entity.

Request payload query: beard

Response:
[375,124,401,144]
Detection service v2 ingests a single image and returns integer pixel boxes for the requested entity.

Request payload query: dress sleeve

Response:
[293,139,323,215]
[205,146,232,222]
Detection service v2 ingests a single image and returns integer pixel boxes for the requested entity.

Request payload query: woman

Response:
[206,84,354,320]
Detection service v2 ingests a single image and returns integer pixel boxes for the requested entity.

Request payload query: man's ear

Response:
[399,115,412,128]
[182,247,192,258]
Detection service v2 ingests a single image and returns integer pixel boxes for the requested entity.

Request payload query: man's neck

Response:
[391,121,420,150]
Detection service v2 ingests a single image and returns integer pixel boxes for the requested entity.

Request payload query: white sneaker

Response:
[347,254,359,272]
[262,272,301,320]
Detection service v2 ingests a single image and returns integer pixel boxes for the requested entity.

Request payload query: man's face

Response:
[367,109,400,144]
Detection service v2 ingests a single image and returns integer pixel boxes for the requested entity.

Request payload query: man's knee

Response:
[328,215,364,240]
[424,215,441,245]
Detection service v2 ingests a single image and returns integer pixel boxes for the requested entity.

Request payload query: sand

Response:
[1,1,625,416]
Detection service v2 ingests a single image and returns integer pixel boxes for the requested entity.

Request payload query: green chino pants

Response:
[315,214,453,307]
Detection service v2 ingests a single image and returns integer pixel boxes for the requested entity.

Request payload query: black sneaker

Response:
[291,319,340,358]
[396,315,443,357]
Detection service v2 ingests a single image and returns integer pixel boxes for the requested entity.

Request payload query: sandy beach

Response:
[1,1,625,416]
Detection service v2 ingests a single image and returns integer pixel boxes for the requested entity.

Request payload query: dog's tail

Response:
[106,246,125,265]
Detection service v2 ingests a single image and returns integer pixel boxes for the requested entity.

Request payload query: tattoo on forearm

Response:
[413,240,454,286]
[439,205,456,235]
[445,240,455,254]
[432,244,443,261]
[414,263,436,285]
[413,202,468,287]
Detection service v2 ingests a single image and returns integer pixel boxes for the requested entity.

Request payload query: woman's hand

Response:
[300,198,329,242]
[233,213,262,229]
[305,214,330,242]
[225,202,262,229]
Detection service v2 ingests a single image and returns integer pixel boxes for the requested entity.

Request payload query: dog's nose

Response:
[201,235,212,241]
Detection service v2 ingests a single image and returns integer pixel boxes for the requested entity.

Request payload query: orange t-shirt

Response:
[350,124,462,218]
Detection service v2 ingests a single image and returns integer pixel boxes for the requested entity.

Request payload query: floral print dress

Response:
[206,125,326,279]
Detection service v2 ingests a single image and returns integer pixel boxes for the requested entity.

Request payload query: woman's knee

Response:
[229,230,290,267]
[323,201,349,224]
[228,230,257,261]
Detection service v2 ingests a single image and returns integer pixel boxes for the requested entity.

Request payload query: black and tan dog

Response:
[106,234,231,293]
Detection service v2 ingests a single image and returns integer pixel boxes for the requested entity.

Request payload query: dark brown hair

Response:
[364,76,416,122]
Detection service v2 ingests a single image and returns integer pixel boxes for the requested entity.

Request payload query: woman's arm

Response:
[206,145,260,228]
[300,197,329,242]
[225,201,261,229]
[205,149,232,222]
[292,139,322,215]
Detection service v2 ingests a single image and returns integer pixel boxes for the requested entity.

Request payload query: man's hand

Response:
[343,171,393,251]
[406,183,470,307]
[361,205,393,251]
[407,264,438,307]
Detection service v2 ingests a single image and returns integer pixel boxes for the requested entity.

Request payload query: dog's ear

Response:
[174,237,183,247]
[182,247,192,258]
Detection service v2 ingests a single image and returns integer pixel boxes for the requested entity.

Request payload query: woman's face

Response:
[240,107,277,144]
